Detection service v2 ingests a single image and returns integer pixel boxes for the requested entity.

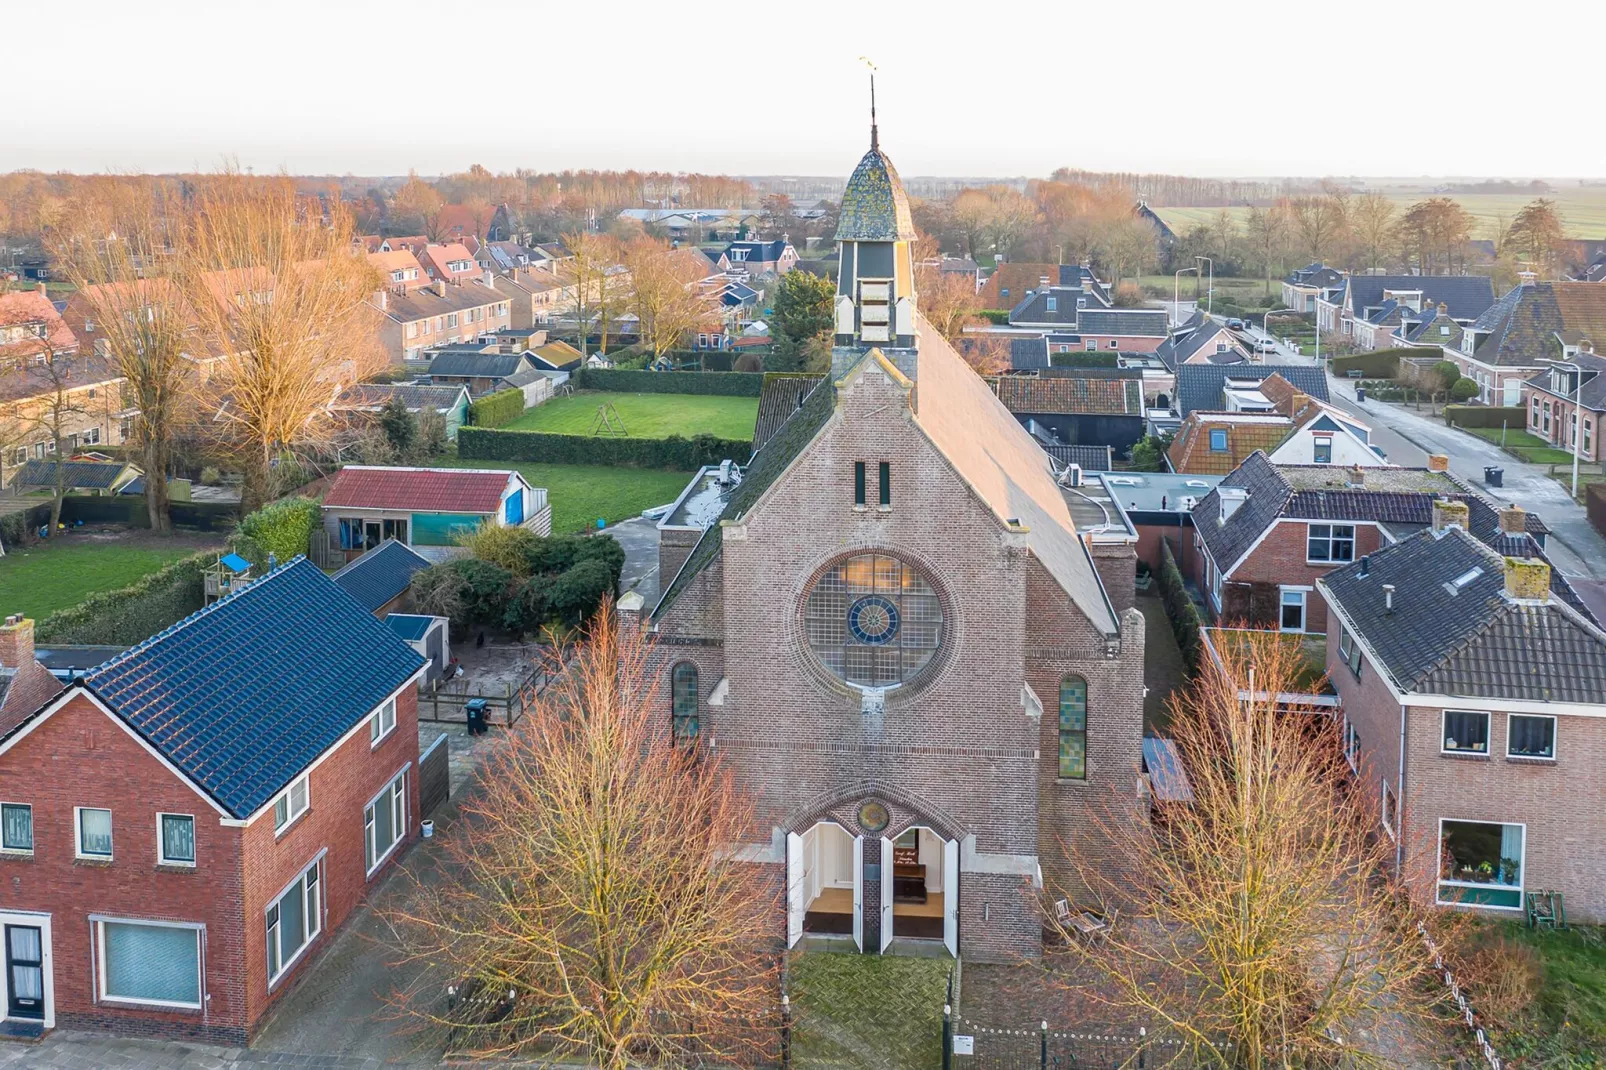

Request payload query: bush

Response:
[36,552,212,644]
[525,534,625,591]
[1446,926,1541,1029]
[458,428,753,469]
[976,309,1010,325]
[1443,405,1526,429]
[1329,348,1416,379]
[1112,281,1144,308]
[410,563,467,632]
[732,352,764,373]
[456,524,540,578]
[1432,360,1462,391]
[548,558,615,625]
[470,387,526,429]
[572,368,763,397]
[235,497,320,567]
[1158,538,1202,675]
[199,466,222,485]
[0,501,51,549]
[1449,377,1481,402]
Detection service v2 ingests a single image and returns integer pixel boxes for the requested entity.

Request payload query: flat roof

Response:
[660,466,735,531]
[1096,471,1222,513]
[1062,474,1137,539]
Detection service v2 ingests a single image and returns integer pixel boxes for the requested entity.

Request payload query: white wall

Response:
[816,823,855,891]
[918,828,945,891]
[1270,428,1388,467]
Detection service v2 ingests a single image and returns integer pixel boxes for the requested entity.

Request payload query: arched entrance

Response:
[787,822,861,948]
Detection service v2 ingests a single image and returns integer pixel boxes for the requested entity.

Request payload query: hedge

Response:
[1329,348,1418,379]
[36,551,212,644]
[235,497,319,566]
[1049,352,1119,368]
[470,388,526,428]
[572,368,764,397]
[1158,537,1203,676]
[459,428,753,469]
[1443,405,1526,430]
[55,496,240,532]
[976,309,1011,325]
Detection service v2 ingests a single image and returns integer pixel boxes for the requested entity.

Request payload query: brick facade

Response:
[1198,519,1385,635]
[0,687,418,1041]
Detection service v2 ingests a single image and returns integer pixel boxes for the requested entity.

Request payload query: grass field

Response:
[1479,922,1606,1065]
[424,458,695,534]
[0,538,203,620]
[1151,188,1606,241]
[503,391,759,441]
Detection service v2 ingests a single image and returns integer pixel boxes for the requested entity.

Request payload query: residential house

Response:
[721,239,798,276]
[0,562,425,1042]
[365,250,427,293]
[331,382,472,441]
[1453,281,1606,405]
[419,348,542,397]
[371,278,512,364]
[357,235,428,255]
[1318,274,1495,352]
[416,244,481,287]
[1189,451,1548,635]
[1168,413,1296,474]
[331,539,433,617]
[1094,471,1222,575]
[1318,508,1606,920]
[321,465,551,562]
[1394,302,1463,350]
[0,356,132,489]
[1156,309,1249,369]
[991,369,1147,458]
[493,265,575,329]
[485,204,531,245]
[1281,263,1346,313]
[976,263,1113,310]
[990,286,1168,353]
[1174,363,1331,417]
[1523,345,1606,463]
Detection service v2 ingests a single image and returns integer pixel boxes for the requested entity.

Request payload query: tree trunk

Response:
[142,438,173,534]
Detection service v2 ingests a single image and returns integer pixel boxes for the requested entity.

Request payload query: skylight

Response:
[1445,566,1485,593]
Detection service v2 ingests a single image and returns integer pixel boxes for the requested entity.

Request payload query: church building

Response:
[623,111,1147,962]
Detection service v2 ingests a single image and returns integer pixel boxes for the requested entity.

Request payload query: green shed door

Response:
[411,513,483,546]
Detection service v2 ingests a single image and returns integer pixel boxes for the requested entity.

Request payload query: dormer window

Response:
[1077,297,1087,308]
[1046,297,1058,313]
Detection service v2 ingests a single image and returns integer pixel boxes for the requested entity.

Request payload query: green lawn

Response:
[1461,427,1579,465]
[503,391,759,441]
[424,458,695,535]
[1482,922,1606,1065]
[0,539,199,620]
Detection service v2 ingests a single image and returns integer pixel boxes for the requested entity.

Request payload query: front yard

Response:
[1471,921,1606,1065]
[0,530,221,619]
[504,391,759,441]
[789,952,949,1070]
[1461,426,1579,466]
[423,457,695,534]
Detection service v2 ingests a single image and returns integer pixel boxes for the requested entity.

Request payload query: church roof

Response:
[835,144,916,242]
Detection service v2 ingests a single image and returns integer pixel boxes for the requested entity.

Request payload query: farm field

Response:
[423,458,695,534]
[0,533,214,620]
[503,391,759,441]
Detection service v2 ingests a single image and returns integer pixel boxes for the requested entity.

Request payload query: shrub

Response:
[1443,405,1526,429]
[1446,926,1541,1029]
[1449,377,1481,402]
[732,352,764,373]
[572,368,763,397]
[502,574,552,634]
[1432,360,1462,391]
[458,428,752,469]
[453,558,516,628]
[1112,281,1144,307]
[36,552,212,644]
[235,497,320,566]
[379,396,416,454]
[548,558,615,624]
[976,309,1010,325]
[456,524,540,578]
[199,466,222,485]
[410,563,468,632]
[470,387,526,428]
[1330,349,1414,379]
[1158,538,1202,674]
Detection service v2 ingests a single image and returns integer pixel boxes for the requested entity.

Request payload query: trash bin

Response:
[1355,387,1366,403]
[1484,465,1504,489]
[465,698,488,736]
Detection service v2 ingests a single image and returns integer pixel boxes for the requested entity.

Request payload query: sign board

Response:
[953,1035,975,1055]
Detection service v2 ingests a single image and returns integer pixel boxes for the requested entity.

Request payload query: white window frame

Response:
[1306,523,1356,564]
[156,813,196,867]
[1341,715,1360,773]
[75,806,113,860]
[1435,818,1525,911]
[1278,587,1308,633]
[0,801,33,854]
[1380,779,1397,840]
[364,768,409,878]
[369,697,397,748]
[1440,709,1491,756]
[265,856,323,987]
[94,917,204,1010]
[1506,712,1557,761]
[272,773,310,837]
[1312,436,1333,464]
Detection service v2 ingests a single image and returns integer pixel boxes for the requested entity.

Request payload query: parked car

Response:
[1254,337,1277,354]
[1226,318,1244,330]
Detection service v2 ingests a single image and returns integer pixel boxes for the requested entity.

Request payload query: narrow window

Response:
[1058,676,1088,779]
[370,697,397,746]
[878,462,891,507]
[77,807,113,859]
[1312,438,1333,464]
[1,803,32,852]
[158,814,196,866]
[672,663,699,741]
[854,462,866,506]
[364,770,408,876]
[273,774,310,834]
[266,859,323,983]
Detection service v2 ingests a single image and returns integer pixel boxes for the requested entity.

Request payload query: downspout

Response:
[1395,700,1407,877]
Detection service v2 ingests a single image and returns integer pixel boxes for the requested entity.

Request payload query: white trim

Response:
[74,806,113,861]
[265,850,327,988]
[92,916,204,1011]
[1304,522,1358,566]
[1505,712,1557,760]
[271,773,311,838]
[363,763,411,878]
[1440,709,1491,757]
[1435,817,1526,911]
[0,801,33,855]
[1278,586,1308,633]
[369,697,397,749]
[156,812,197,867]
[0,910,54,1027]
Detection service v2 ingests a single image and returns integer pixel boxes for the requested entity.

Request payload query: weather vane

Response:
[858,56,879,150]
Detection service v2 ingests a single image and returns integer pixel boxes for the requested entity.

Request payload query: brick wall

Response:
[1223,520,1385,634]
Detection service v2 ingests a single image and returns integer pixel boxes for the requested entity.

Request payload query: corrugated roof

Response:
[325,466,515,514]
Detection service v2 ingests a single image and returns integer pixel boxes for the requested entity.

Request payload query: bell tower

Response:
[832,75,919,379]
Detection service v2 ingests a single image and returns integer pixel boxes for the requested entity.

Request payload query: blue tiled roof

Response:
[85,558,425,818]
[331,540,432,613]
[386,614,433,642]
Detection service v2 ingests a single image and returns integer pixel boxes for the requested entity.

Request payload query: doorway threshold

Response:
[887,937,951,959]
[0,1020,45,1043]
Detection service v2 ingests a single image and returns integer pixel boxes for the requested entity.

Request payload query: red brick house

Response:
[0,559,425,1042]
[1318,504,1606,919]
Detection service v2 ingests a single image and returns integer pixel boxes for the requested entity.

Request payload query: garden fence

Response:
[945,1010,1213,1069]
[418,655,566,728]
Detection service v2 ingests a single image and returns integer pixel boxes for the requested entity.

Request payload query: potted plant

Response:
[1500,857,1519,885]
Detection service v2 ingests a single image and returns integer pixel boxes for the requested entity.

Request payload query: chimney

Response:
[1504,556,1551,602]
[483,269,494,288]
[36,282,47,297]
[373,288,387,312]
[433,279,447,298]
[1582,340,1596,356]
[1437,302,1447,315]
[1519,271,1537,287]
[1383,583,1395,612]
[1082,276,1094,293]
[1431,498,1469,534]
[1217,485,1248,521]
[1498,505,1528,535]
[1039,275,1050,288]
[0,615,35,670]
[1346,464,1366,487]
[1427,454,1449,473]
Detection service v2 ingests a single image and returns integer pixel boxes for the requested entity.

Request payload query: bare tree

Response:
[384,604,780,1068]
[1,333,96,531]
[1291,195,1345,264]
[560,230,619,359]
[916,263,979,342]
[393,171,445,240]
[1245,203,1291,295]
[1507,199,1567,278]
[621,238,716,363]
[1351,192,1397,274]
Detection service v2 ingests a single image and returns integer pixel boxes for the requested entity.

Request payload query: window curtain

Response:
[161,816,195,862]
[1499,825,1524,886]
[103,923,199,1005]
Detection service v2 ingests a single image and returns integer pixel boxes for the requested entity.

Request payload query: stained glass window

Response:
[805,554,943,688]
[1059,676,1088,779]
[672,663,699,740]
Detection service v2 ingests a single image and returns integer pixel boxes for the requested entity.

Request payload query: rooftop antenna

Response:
[859,56,879,150]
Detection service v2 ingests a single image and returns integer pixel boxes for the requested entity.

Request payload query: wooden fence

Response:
[419,657,564,727]
[419,733,451,816]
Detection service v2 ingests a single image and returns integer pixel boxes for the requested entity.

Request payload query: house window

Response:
[1058,675,1088,779]
[1507,714,1555,759]
[1046,297,1058,313]
[1342,717,1360,771]
[446,313,458,328]
[1381,780,1397,837]
[1438,820,1524,909]
[1085,340,1097,351]
[266,858,322,983]
[1208,429,1228,452]
[370,696,397,747]
[9,447,23,466]
[1,803,32,852]
[1279,588,1306,632]
[83,426,101,446]
[853,461,866,506]
[98,920,203,1008]
[1530,395,1540,428]
[76,807,113,859]
[157,814,196,866]
[273,773,310,834]
[671,663,699,741]
[878,461,891,507]
[1312,437,1333,464]
[1442,710,1490,755]
[1306,523,1356,563]
[1107,340,1119,349]
[383,518,408,543]
[365,771,407,876]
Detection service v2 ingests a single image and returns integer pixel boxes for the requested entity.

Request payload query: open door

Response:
[786,832,804,948]
[880,837,895,953]
[943,837,959,958]
[851,836,865,951]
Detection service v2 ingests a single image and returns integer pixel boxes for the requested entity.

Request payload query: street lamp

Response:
[1173,266,1199,327]
[1195,256,1214,315]
[1555,360,1587,499]
[1259,308,1296,362]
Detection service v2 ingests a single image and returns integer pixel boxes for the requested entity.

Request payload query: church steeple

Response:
[869,72,879,152]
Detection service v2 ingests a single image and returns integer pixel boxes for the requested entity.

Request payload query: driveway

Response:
[607,515,662,607]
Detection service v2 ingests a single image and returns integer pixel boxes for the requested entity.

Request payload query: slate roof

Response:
[754,373,826,451]
[1321,528,1606,702]
[1284,263,1345,289]
[835,141,916,242]
[1078,309,1169,337]
[724,240,792,264]
[12,459,132,490]
[1462,282,1606,368]
[994,374,1144,416]
[424,350,533,379]
[1159,312,1248,368]
[331,540,432,613]
[1525,350,1606,411]
[1010,336,1049,370]
[1056,265,1113,305]
[1346,275,1494,323]
[1402,308,1463,346]
[383,280,504,324]
[1176,364,1331,416]
[1008,287,1083,326]
[325,466,516,515]
[1041,443,1114,470]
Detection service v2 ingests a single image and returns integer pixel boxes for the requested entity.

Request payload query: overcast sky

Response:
[7,0,1596,181]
